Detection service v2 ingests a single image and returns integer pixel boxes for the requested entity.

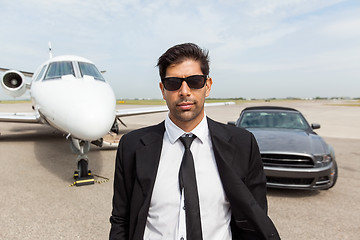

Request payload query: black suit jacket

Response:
[110,118,280,240]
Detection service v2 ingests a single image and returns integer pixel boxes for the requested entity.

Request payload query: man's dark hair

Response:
[157,43,210,79]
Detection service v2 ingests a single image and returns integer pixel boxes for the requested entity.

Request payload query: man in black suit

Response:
[110,43,280,240]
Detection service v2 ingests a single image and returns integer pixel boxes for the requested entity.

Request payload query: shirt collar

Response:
[165,113,209,144]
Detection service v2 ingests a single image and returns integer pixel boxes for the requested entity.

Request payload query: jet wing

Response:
[116,106,169,117]
[115,102,235,117]
[0,67,34,77]
[205,102,235,107]
[0,112,41,123]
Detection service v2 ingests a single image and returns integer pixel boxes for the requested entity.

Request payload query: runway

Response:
[0,100,359,239]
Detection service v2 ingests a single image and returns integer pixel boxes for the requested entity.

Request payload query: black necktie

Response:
[179,134,203,240]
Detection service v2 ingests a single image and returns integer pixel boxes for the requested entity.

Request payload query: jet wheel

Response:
[78,159,89,178]
[73,159,94,186]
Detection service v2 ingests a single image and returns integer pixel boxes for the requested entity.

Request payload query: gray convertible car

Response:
[228,106,338,190]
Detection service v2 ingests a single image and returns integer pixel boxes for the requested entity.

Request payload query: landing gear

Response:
[73,157,94,186]
[78,158,90,178]
[70,138,94,186]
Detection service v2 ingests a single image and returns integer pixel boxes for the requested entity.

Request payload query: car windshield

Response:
[78,62,105,81]
[239,111,309,130]
[44,61,74,80]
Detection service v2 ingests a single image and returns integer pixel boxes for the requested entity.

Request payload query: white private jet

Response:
[0,53,234,186]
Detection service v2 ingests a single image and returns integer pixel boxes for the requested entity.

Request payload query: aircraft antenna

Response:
[48,41,53,59]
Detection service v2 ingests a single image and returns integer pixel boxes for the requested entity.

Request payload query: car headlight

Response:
[314,154,332,163]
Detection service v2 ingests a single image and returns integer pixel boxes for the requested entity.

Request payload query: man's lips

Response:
[177,102,194,110]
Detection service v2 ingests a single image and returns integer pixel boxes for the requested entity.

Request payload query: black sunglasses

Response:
[161,75,207,91]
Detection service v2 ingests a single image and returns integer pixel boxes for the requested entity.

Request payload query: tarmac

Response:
[0,100,359,239]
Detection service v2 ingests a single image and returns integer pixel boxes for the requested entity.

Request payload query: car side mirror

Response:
[311,123,321,129]
[227,121,236,126]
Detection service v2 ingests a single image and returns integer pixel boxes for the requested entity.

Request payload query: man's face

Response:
[159,59,212,131]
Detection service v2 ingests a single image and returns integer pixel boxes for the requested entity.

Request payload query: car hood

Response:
[247,128,328,155]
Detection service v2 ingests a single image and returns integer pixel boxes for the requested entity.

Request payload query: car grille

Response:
[261,153,314,168]
[267,177,314,185]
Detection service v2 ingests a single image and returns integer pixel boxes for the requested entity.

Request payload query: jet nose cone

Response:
[67,82,116,140]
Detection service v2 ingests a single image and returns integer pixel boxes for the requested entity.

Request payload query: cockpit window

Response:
[44,61,74,80]
[78,62,105,81]
[34,65,47,81]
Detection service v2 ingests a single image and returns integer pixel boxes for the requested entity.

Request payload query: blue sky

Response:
[0,0,359,100]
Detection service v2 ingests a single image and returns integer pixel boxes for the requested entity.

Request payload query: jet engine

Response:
[1,70,27,97]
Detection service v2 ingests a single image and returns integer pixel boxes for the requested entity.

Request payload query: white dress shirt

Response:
[143,114,232,240]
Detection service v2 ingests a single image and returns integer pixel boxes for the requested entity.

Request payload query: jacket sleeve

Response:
[109,137,130,240]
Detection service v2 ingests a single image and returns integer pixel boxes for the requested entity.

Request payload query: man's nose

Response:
[179,80,191,96]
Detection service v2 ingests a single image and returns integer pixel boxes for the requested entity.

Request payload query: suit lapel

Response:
[135,122,165,198]
[208,117,248,205]
[207,117,238,168]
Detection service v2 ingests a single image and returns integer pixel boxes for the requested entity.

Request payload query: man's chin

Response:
[174,110,203,123]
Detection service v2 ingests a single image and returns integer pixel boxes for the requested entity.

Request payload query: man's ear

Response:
[159,82,166,100]
[205,77,213,97]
